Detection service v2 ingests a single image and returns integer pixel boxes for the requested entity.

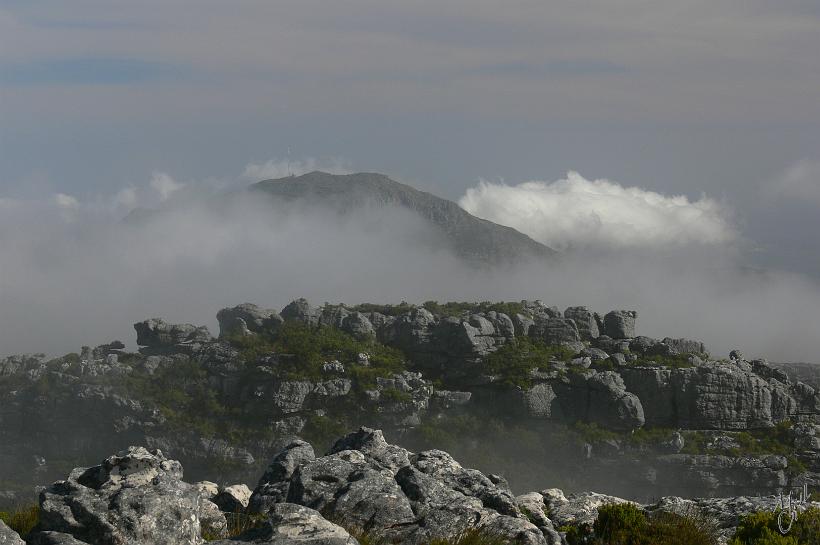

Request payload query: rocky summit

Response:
[3,428,818,545]
[1,298,819,543]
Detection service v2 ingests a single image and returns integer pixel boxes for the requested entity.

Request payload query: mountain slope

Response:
[250,171,556,265]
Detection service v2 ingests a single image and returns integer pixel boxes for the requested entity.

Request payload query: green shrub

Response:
[0,504,39,538]
[428,527,511,545]
[483,337,573,388]
[729,507,819,545]
[594,503,647,544]
[347,301,416,316]
[564,503,719,545]
[422,300,528,319]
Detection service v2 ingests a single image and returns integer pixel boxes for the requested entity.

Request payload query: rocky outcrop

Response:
[603,310,637,339]
[0,520,24,545]
[552,371,645,431]
[134,319,211,353]
[619,362,810,429]
[250,427,549,545]
[217,304,283,338]
[563,307,600,341]
[211,503,359,545]
[36,446,224,545]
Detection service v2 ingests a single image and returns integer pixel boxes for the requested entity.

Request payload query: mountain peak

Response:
[250,171,556,265]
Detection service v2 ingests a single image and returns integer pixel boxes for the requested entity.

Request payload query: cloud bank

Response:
[459,171,736,251]
[1,166,819,364]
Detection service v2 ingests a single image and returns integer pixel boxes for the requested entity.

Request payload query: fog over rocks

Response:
[0,171,819,364]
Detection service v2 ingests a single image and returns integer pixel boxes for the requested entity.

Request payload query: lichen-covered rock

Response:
[340,312,376,341]
[37,446,220,545]
[515,492,562,545]
[542,489,634,527]
[249,440,316,514]
[534,318,580,344]
[603,310,637,339]
[619,362,801,429]
[250,428,546,545]
[213,483,252,513]
[134,319,211,348]
[554,371,645,431]
[0,519,24,545]
[280,299,320,326]
[563,307,600,340]
[211,503,359,545]
[216,303,282,338]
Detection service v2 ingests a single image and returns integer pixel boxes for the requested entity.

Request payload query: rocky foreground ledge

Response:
[2,428,816,545]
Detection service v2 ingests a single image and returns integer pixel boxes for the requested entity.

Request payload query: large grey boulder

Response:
[210,503,359,545]
[602,310,637,339]
[563,307,600,340]
[249,428,547,545]
[213,484,252,513]
[619,362,801,429]
[0,520,24,545]
[216,303,282,338]
[281,299,320,326]
[37,446,223,545]
[134,319,211,348]
[553,371,645,431]
[249,440,316,514]
[534,318,580,344]
[340,312,376,341]
[515,493,562,545]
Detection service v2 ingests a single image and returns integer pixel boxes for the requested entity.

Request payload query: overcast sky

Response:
[1,1,820,355]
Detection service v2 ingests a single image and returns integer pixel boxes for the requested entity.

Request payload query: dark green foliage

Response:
[728,507,820,545]
[564,503,718,545]
[228,321,405,383]
[632,353,695,368]
[593,503,647,544]
[202,510,268,541]
[347,301,417,316]
[302,414,350,453]
[422,300,528,319]
[0,504,39,538]
[483,336,573,388]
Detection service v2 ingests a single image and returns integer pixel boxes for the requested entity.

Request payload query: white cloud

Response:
[767,159,820,205]
[458,171,736,250]
[149,172,185,201]
[54,193,79,209]
[242,157,352,181]
[114,186,138,210]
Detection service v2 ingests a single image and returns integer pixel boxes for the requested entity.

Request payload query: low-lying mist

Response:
[1,172,819,364]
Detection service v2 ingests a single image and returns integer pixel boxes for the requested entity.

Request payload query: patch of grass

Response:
[202,510,268,541]
[729,507,819,545]
[0,504,39,538]
[631,353,695,368]
[483,336,574,388]
[564,503,718,545]
[347,301,417,316]
[422,300,528,319]
[429,527,512,545]
[302,414,350,453]
[228,322,406,383]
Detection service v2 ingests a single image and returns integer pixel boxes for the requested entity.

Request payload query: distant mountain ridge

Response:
[250,171,556,265]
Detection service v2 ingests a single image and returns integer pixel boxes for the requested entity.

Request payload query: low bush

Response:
[729,507,820,545]
[483,336,573,388]
[564,503,718,545]
[0,504,39,538]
